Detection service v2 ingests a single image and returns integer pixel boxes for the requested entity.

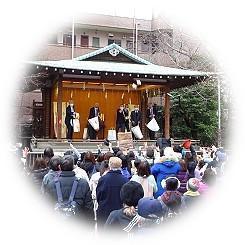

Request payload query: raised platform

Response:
[25,137,201,169]
[30,138,200,154]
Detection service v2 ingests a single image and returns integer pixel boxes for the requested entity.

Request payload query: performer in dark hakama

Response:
[65,100,76,141]
[87,103,101,140]
[116,104,126,134]
[130,105,142,140]
[124,104,130,132]
[146,103,158,140]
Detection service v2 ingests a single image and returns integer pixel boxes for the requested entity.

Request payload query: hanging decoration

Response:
[88,91,90,98]
[127,84,130,93]
[105,90,108,99]
[136,79,141,86]
[146,89,149,98]
[71,90,73,99]
[102,83,105,92]
[132,83,137,89]
[83,83,86,90]
[121,92,125,99]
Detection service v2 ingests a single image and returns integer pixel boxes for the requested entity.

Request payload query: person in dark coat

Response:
[146,103,157,140]
[124,104,130,132]
[30,157,49,190]
[185,152,197,180]
[43,147,54,167]
[45,155,93,220]
[130,105,142,140]
[87,102,100,140]
[176,159,188,194]
[116,104,126,134]
[79,151,96,179]
[41,156,62,194]
[65,100,76,141]
[96,157,129,226]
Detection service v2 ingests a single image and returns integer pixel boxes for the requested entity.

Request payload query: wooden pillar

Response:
[42,88,51,138]
[57,78,63,139]
[141,91,148,139]
[164,88,170,139]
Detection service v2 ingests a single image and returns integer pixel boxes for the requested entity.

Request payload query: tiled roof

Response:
[27,59,207,77]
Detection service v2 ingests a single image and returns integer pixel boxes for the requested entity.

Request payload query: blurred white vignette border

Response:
[0,0,244,244]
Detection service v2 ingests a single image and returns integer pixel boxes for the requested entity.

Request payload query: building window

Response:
[126,40,133,52]
[141,39,150,52]
[81,35,89,47]
[63,34,76,46]
[108,39,121,46]
[92,37,100,48]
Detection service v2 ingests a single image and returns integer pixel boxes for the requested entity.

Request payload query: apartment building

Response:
[35,13,174,67]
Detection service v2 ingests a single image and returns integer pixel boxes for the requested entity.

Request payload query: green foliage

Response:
[170,79,219,145]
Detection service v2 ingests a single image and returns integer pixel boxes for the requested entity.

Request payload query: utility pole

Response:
[132,9,135,54]
[135,23,138,56]
[71,15,75,59]
[218,79,221,147]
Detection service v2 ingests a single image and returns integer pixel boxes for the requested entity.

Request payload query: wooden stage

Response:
[30,137,200,154]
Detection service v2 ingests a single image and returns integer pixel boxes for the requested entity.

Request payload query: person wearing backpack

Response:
[130,160,157,197]
[45,155,93,220]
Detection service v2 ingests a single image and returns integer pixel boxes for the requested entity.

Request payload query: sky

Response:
[84,7,153,20]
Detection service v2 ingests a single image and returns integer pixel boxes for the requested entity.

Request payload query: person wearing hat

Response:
[96,157,129,226]
[182,178,200,208]
[104,181,144,233]
[158,176,183,217]
[136,197,167,232]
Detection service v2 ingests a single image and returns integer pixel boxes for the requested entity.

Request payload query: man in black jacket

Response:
[65,100,76,141]
[146,103,157,140]
[124,104,130,132]
[96,157,128,226]
[116,104,126,134]
[45,155,93,220]
[87,102,100,140]
[130,105,142,140]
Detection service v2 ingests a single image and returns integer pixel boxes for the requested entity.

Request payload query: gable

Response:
[74,43,152,65]
[83,50,142,64]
